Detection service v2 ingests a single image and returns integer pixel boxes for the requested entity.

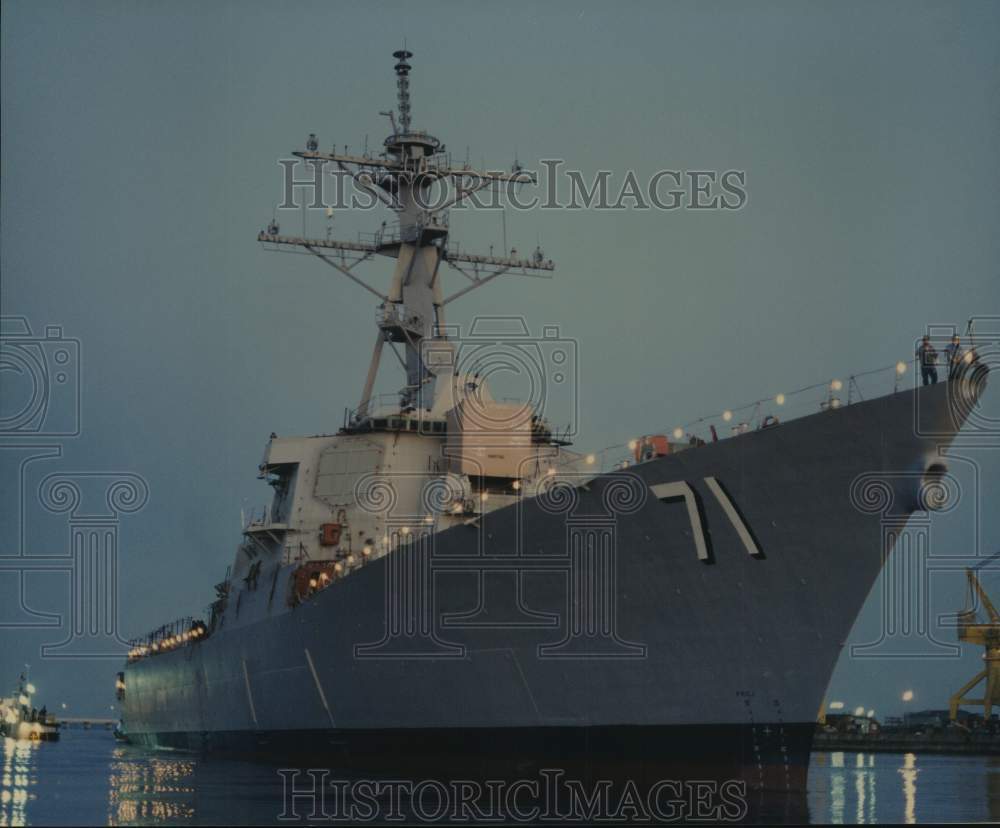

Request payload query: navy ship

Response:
[120,51,988,804]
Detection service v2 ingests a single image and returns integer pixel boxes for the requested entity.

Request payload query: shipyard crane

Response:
[949,564,1000,721]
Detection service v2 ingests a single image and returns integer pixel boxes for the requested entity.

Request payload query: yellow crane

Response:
[950,567,1000,721]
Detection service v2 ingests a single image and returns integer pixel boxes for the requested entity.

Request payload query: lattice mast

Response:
[258,50,554,421]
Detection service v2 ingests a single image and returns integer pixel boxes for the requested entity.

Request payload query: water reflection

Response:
[2,730,998,825]
[811,750,919,825]
[1,737,39,827]
[897,752,917,825]
[107,747,196,825]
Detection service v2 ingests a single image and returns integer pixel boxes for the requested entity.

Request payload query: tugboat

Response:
[0,672,59,742]
[119,49,988,809]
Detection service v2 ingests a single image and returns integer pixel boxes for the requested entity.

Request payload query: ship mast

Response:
[258,50,555,423]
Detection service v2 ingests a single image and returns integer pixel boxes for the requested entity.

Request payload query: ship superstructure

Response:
[241,49,573,589]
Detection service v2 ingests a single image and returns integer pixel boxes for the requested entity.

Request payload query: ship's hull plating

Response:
[123,381,977,796]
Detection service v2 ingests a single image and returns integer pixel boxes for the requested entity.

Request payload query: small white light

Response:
[627,439,638,451]
[547,467,556,477]
[828,701,844,710]
[363,544,373,556]
[480,491,489,502]
[964,351,974,364]
[867,709,875,718]
[830,397,841,409]
[585,453,596,465]
[902,689,914,702]
[452,502,463,513]
[896,361,907,375]
[400,526,410,535]
[854,706,865,717]
[346,554,355,564]
[672,427,683,440]
[512,480,521,491]
[775,393,786,406]
[424,515,434,524]
[830,379,843,392]
[333,562,343,573]
[722,410,733,422]
[25,683,36,695]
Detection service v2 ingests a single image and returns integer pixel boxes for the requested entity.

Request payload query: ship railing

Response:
[359,223,405,248]
[546,349,985,478]
[376,304,425,333]
[127,615,208,660]
[241,504,285,533]
[346,393,407,426]
[242,504,271,529]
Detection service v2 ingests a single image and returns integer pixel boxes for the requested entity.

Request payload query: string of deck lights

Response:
[128,624,206,661]
[545,355,922,477]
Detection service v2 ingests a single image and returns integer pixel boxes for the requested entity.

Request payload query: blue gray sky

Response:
[2,0,999,718]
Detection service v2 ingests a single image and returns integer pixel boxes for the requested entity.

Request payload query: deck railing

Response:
[550,349,987,477]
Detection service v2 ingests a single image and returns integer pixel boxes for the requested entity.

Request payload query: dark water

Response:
[3,730,998,825]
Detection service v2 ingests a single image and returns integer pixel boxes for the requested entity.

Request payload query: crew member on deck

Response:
[944,335,964,380]
[917,336,938,385]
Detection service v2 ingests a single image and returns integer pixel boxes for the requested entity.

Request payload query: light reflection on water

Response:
[1,737,40,827]
[808,748,1000,824]
[107,750,196,825]
[3,730,1000,825]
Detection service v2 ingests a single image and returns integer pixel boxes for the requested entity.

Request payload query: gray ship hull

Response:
[122,379,978,795]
